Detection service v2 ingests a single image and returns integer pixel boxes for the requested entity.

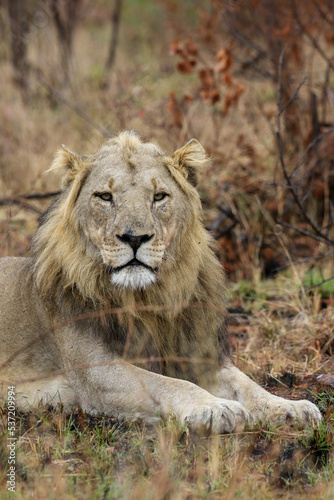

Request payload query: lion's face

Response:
[74,137,195,290]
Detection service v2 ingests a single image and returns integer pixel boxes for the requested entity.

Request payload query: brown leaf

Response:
[183,94,193,105]
[199,68,215,89]
[214,48,234,72]
[185,38,198,56]
[167,92,183,128]
[200,88,220,105]
[223,72,233,86]
[169,39,182,56]
[235,84,245,97]
[177,59,196,74]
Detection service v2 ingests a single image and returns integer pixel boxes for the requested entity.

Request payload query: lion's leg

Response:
[66,359,251,435]
[210,364,321,428]
[14,375,78,411]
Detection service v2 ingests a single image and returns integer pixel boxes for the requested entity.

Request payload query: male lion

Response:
[0,132,321,434]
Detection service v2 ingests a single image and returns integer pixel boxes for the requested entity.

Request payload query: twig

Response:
[231,31,274,81]
[214,221,237,239]
[279,76,306,115]
[313,1,334,29]
[305,275,334,291]
[276,50,334,245]
[0,191,61,214]
[0,198,41,214]
[273,249,334,273]
[277,220,332,245]
[218,204,239,222]
[210,204,239,238]
[20,191,61,200]
[289,130,329,180]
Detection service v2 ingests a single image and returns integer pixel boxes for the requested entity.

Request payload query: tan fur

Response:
[0,132,321,434]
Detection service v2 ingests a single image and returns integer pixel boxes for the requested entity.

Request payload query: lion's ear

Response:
[48,145,87,186]
[172,139,209,186]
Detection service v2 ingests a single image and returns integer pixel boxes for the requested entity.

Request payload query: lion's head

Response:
[33,131,228,373]
[33,132,226,320]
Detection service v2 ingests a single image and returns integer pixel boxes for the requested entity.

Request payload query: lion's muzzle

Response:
[104,231,162,290]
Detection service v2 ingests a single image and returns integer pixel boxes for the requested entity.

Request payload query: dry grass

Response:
[0,1,334,498]
[1,391,334,499]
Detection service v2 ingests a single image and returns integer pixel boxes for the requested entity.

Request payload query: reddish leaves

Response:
[199,69,220,104]
[223,84,245,115]
[169,39,198,74]
[214,48,234,73]
[177,59,196,74]
[168,39,244,125]
[167,91,183,128]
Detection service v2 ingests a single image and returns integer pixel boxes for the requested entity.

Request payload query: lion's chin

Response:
[110,266,156,290]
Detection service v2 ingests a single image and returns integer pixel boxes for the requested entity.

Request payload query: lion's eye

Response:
[97,193,113,202]
[154,192,167,202]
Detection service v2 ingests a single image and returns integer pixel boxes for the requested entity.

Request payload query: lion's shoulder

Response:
[0,256,33,279]
[0,257,35,304]
[0,256,51,336]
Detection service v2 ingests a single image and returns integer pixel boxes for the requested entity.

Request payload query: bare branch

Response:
[20,191,61,200]
[0,192,61,214]
[289,130,329,180]
[279,76,306,116]
[305,275,334,291]
[276,50,334,245]
[0,198,41,214]
[214,221,238,239]
[277,220,332,245]
[273,249,334,273]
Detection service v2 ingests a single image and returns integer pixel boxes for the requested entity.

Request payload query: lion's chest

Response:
[100,313,219,384]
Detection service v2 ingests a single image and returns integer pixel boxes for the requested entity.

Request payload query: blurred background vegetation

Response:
[1,1,334,498]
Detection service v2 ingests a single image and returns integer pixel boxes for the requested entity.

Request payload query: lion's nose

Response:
[117,233,153,253]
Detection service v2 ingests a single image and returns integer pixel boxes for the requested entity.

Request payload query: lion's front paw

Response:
[251,396,321,429]
[182,399,250,435]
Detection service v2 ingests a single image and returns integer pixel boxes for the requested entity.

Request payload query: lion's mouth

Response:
[107,259,156,274]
